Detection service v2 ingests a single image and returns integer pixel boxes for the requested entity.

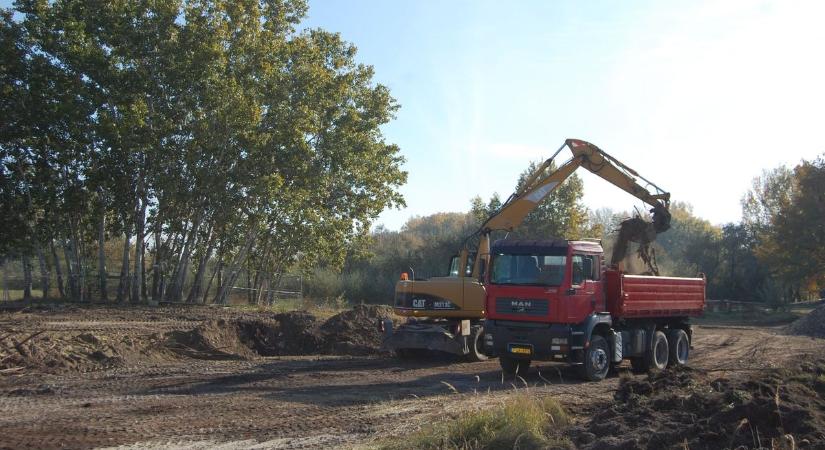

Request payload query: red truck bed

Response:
[604,270,705,318]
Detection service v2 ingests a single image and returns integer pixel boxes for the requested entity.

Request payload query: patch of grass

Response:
[0,289,46,301]
[382,394,572,450]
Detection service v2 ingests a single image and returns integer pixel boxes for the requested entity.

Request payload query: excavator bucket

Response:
[611,202,671,275]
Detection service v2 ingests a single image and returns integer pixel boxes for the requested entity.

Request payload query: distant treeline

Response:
[310,157,825,306]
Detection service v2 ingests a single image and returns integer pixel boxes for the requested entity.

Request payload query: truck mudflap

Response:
[381,321,468,355]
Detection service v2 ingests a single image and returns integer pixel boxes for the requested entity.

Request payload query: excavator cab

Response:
[448,251,476,277]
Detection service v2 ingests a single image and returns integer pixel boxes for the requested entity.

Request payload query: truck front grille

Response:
[495,297,548,316]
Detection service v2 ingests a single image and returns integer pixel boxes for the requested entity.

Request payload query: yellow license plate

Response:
[508,344,533,355]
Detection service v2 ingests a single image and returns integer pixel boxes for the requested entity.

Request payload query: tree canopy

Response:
[0,0,406,304]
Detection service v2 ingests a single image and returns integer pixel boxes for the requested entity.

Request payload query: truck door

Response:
[566,254,598,322]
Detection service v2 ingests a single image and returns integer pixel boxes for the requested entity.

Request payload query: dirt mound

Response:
[163,306,403,358]
[270,311,323,355]
[319,305,399,355]
[1,305,400,374]
[786,304,825,338]
[572,364,825,449]
[0,330,136,374]
[613,365,697,403]
[164,319,263,360]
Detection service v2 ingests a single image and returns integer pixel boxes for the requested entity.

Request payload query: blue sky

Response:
[5,1,824,230]
[301,0,825,229]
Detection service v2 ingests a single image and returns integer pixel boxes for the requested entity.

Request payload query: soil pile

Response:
[0,328,170,374]
[319,304,399,355]
[785,304,825,338]
[164,319,274,360]
[1,305,400,374]
[572,364,825,449]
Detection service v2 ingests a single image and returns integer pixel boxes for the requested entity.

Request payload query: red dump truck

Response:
[482,238,705,381]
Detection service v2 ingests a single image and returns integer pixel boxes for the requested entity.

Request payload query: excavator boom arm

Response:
[480,139,670,234]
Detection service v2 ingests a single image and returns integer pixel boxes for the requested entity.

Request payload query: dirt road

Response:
[1,305,823,449]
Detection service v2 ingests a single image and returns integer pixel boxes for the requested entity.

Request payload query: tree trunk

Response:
[203,243,223,305]
[63,243,77,300]
[74,235,86,302]
[186,225,215,304]
[132,193,147,304]
[246,260,254,305]
[36,245,49,300]
[266,272,277,304]
[22,256,33,301]
[97,212,108,301]
[1,257,9,302]
[151,222,162,301]
[256,275,269,305]
[141,250,148,300]
[214,229,258,305]
[50,241,65,299]
[116,231,131,303]
[66,218,85,302]
[167,215,202,302]
[160,228,189,301]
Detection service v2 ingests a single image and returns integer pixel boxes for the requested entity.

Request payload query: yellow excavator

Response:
[381,138,671,360]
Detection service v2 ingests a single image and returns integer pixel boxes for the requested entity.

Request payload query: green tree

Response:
[2,0,406,306]
[756,156,825,300]
[653,202,723,291]
[471,161,590,240]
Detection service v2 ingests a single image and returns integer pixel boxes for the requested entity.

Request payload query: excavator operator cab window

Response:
[448,256,460,277]
[447,253,476,277]
[465,252,477,276]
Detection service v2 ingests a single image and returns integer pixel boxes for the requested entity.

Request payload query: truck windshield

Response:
[491,253,567,286]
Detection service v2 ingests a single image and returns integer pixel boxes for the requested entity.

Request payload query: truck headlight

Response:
[484,334,494,345]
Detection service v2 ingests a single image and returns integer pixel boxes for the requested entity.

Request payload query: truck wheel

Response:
[666,329,689,366]
[500,356,530,377]
[648,331,669,370]
[465,326,489,362]
[632,331,669,373]
[579,335,610,381]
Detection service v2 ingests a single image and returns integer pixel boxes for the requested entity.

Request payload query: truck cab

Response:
[483,238,705,381]
[484,239,605,325]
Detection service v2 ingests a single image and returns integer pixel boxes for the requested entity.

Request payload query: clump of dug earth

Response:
[785,303,825,338]
[571,363,825,449]
[320,305,399,355]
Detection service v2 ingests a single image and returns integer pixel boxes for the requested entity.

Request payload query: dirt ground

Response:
[1,304,824,450]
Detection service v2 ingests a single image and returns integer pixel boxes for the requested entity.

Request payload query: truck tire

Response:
[465,326,489,362]
[500,356,530,377]
[648,331,669,370]
[631,331,669,373]
[666,329,689,366]
[579,335,610,381]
